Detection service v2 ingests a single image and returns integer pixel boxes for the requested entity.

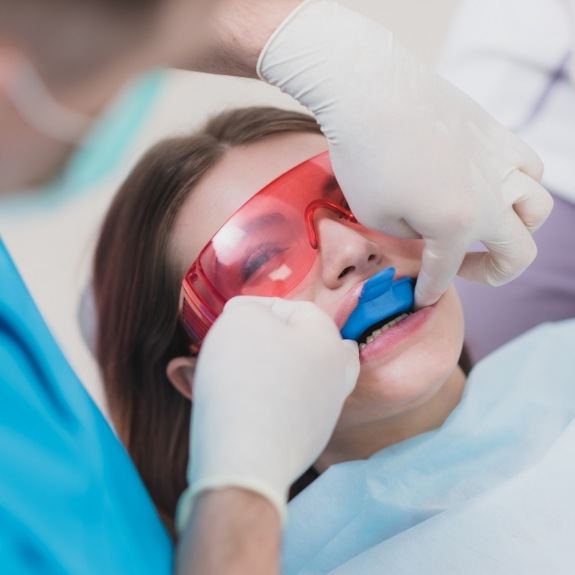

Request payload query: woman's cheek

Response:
[289,277,341,326]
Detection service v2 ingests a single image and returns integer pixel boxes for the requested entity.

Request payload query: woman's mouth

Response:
[336,267,436,362]
[339,268,415,339]
[356,311,412,349]
[357,304,435,362]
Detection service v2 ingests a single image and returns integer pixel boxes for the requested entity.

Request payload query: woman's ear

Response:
[166,356,197,401]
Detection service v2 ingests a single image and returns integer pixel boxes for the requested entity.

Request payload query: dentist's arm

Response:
[169,0,303,77]
[183,0,553,307]
[176,489,281,575]
[175,297,360,575]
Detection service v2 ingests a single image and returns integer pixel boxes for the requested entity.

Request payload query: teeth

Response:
[383,313,409,330]
[360,313,410,349]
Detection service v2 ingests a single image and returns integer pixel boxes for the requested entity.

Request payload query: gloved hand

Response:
[176,297,360,530]
[258,0,554,307]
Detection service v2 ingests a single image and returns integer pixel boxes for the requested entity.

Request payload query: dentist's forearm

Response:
[175,488,281,575]
[177,0,303,77]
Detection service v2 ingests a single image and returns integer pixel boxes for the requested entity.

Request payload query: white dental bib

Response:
[283,319,575,574]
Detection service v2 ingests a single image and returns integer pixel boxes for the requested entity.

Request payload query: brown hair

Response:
[93,107,323,537]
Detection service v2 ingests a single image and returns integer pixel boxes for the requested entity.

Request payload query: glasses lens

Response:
[182,152,352,342]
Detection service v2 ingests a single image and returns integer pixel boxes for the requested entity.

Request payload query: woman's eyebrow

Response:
[243,212,289,233]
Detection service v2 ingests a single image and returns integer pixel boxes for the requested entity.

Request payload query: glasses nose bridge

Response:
[304,199,355,249]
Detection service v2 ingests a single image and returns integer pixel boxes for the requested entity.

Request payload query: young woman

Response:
[93,106,472,537]
[92,108,575,572]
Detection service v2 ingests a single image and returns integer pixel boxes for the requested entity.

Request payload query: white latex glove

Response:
[176,297,359,530]
[258,0,554,307]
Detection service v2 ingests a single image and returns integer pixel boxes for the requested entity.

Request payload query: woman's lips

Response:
[334,281,365,330]
[359,303,435,363]
[334,272,410,331]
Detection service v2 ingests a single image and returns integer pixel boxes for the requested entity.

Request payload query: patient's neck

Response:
[316,367,466,472]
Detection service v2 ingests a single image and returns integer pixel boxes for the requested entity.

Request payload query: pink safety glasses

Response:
[180,151,357,346]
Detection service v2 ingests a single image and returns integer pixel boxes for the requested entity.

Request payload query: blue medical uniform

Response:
[0,239,173,573]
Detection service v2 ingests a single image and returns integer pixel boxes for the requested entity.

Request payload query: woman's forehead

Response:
[171,132,328,275]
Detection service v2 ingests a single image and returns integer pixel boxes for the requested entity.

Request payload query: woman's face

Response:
[170,132,464,430]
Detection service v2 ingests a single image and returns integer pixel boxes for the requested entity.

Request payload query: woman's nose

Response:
[317,218,382,289]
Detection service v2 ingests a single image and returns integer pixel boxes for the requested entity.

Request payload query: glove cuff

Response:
[256,0,319,81]
[176,477,287,534]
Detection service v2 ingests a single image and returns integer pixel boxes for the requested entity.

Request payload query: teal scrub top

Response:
[0,239,173,573]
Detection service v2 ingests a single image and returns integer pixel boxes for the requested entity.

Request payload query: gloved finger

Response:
[342,340,361,395]
[226,295,338,332]
[503,170,554,232]
[223,295,279,316]
[276,299,340,336]
[505,131,545,181]
[458,211,538,286]
[414,238,467,308]
[224,296,307,325]
[223,296,301,328]
[376,216,421,240]
[225,295,299,316]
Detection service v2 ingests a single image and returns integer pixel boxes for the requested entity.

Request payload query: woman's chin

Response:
[358,356,455,412]
[339,353,460,428]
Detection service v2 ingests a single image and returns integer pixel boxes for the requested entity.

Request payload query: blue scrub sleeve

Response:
[0,239,173,574]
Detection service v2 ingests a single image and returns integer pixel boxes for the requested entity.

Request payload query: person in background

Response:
[442,0,575,362]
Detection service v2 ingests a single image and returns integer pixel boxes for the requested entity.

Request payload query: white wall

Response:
[1,0,459,414]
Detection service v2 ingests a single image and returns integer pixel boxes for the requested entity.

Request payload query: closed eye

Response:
[241,245,290,283]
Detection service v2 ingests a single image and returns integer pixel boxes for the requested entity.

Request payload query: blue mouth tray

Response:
[340,267,415,341]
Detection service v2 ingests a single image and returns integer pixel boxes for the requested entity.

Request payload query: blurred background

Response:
[1,0,460,412]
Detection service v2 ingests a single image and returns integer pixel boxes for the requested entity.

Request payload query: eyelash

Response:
[241,245,289,282]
